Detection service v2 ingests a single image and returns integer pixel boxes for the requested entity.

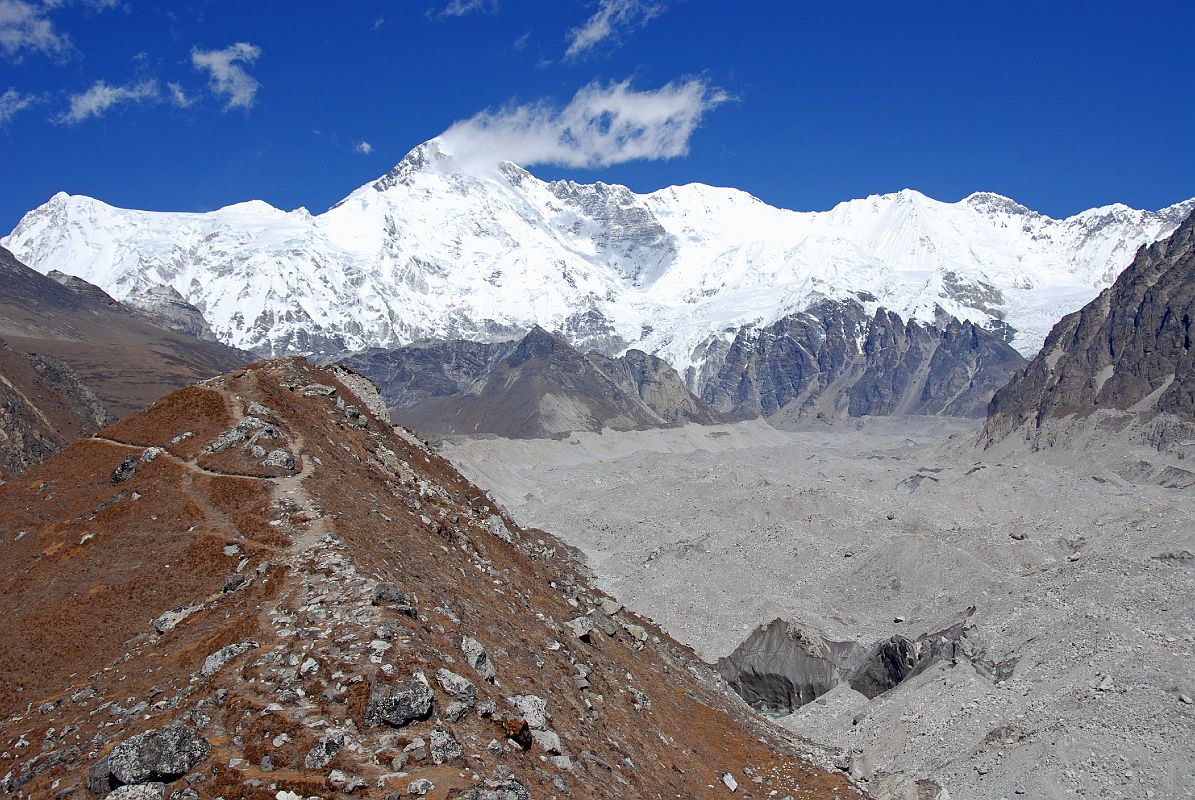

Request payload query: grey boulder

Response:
[107,784,165,800]
[107,724,210,785]
[364,679,433,727]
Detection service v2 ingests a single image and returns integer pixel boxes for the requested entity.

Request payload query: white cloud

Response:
[0,86,37,122]
[511,30,529,51]
[565,0,664,61]
[167,81,193,108]
[56,78,157,124]
[431,0,496,19]
[191,42,261,111]
[0,0,70,60]
[355,140,373,154]
[438,78,728,172]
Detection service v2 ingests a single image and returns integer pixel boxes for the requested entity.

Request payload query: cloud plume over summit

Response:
[438,78,727,172]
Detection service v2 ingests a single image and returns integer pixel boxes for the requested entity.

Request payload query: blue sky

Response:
[1,1,1192,233]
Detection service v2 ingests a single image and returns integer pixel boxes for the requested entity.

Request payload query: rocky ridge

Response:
[343,327,723,439]
[0,359,855,799]
[0,246,249,418]
[47,271,220,342]
[5,140,1190,366]
[985,210,1195,460]
[693,299,1026,421]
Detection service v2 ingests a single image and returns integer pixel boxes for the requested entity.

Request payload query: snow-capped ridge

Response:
[3,137,1190,376]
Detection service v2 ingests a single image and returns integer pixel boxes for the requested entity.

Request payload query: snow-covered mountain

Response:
[4,139,1191,383]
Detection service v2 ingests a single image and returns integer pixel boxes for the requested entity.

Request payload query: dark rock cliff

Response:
[985,211,1195,441]
[693,299,1025,421]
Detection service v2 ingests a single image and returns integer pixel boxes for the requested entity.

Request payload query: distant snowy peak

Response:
[4,140,1191,377]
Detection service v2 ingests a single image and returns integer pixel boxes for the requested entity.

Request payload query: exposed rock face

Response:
[0,359,852,799]
[985,211,1195,442]
[0,246,249,417]
[546,178,678,287]
[716,615,982,716]
[343,327,724,438]
[694,299,1025,421]
[127,284,218,341]
[0,337,114,479]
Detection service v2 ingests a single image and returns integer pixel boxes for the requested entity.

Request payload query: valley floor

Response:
[443,418,1195,800]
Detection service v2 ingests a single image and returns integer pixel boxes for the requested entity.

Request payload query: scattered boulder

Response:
[223,574,248,593]
[462,636,496,682]
[407,778,434,796]
[435,668,476,703]
[327,769,366,792]
[627,687,651,710]
[262,449,294,470]
[302,384,336,397]
[152,604,201,635]
[531,728,562,755]
[200,641,255,677]
[107,784,165,800]
[364,679,434,728]
[86,754,114,795]
[111,457,138,484]
[508,695,548,729]
[205,417,268,454]
[621,621,649,642]
[429,727,463,764]
[590,611,619,637]
[107,724,210,785]
[454,777,532,800]
[246,402,274,417]
[372,582,417,616]
[482,515,514,543]
[565,616,594,641]
[303,729,346,770]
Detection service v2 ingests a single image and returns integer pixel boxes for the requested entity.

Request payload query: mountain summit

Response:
[4,141,1190,377]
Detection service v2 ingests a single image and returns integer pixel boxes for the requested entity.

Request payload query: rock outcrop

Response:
[0,359,853,799]
[716,613,986,717]
[343,327,724,438]
[693,299,1025,421]
[985,211,1195,443]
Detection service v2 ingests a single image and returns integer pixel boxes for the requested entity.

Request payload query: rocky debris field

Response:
[445,417,1195,800]
[0,359,857,799]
